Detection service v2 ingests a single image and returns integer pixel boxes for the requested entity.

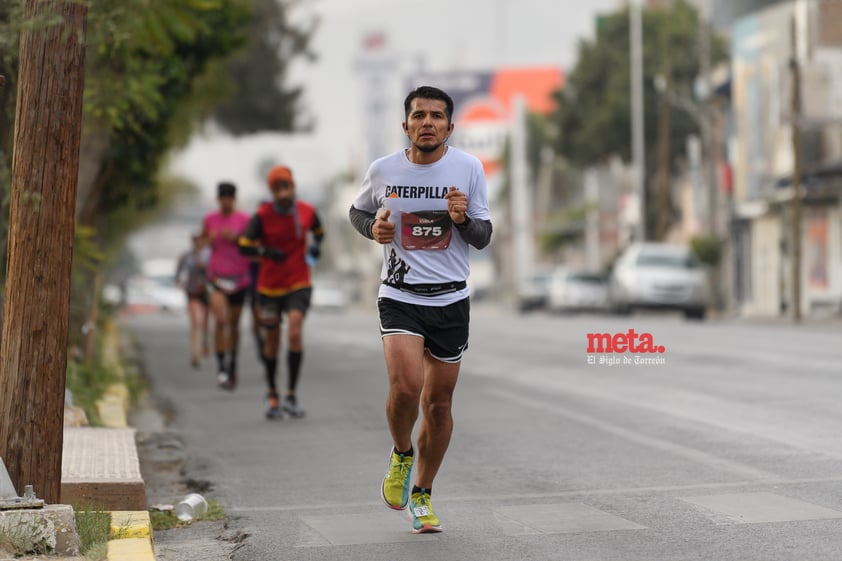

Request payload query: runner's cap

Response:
[267,165,294,185]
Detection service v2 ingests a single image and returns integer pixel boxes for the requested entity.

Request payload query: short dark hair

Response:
[217,182,237,198]
[404,86,454,123]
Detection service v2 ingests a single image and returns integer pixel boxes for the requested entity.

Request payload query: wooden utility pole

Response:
[790,14,803,323]
[0,0,88,503]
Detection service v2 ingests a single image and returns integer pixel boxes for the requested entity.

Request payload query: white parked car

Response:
[517,268,553,312]
[311,275,351,311]
[125,258,186,312]
[609,242,708,320]
[547,268,610,313]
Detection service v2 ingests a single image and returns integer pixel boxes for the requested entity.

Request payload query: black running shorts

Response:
[255,288,312,326]
[377,297,470,363]
[207,280,248,307]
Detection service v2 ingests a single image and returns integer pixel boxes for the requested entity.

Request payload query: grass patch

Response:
[65,320,145,426]
[83,541,108,561]
[65,359,119,427]
[74,507,111,560]
[150,499,226,531]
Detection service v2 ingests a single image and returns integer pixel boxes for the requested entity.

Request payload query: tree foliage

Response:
[1,0,317,229]
[78,0,253,223]
[0,0,316,343]
[550,0,728,174]
[212,0,319,134]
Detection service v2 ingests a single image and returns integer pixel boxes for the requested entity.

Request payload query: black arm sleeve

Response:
[349,205,375,240]
[455,217,493,250]
[311,211,325,245]
[238,214,263,256]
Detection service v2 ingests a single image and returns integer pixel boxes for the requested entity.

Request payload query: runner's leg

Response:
[227,301,244,378]
[382,334,425,454]
[209,290,228,374]
[414,354,459,488]
[201,295,210,356]
[285,309,305,397]
[188,298,204,365]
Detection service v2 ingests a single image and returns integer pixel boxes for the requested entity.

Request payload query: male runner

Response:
[239,165,324,419]
[348,86,492,533]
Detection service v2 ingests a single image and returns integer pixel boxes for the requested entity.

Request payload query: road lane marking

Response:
[681,492,842,524]
[486,388,782,481]
[298,511,439,546]
[494,503,646,535]
[229,475,842,513]
[470,364,842,462]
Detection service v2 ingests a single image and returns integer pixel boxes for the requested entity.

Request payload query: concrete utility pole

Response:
[789,14,803,323]
[698,1,723,312]
[655,63,672,241]
[699,4,717,238]
[0,0,88,503]
[630,1,647,241]
[510,95,532,300]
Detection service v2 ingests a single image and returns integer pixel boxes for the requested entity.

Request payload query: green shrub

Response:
[690,234,722,267]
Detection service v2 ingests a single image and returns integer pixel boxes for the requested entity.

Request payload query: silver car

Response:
[547,268,610,313]
[609,242,708,320]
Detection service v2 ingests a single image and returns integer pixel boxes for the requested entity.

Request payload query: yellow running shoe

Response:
[409,489,441,533]
[381,449,413,510]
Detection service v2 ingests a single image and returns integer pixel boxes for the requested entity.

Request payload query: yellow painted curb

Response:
[107,537,155,561]
[102,326,156,560]
[96,393,128,428]
[102,320,126,378]
[110,510,152,541]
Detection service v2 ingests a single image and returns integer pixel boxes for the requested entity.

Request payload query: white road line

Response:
[229,475,842,513]
[486,387,782,481]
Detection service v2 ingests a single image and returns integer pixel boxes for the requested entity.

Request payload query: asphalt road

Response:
[123,303,842,561]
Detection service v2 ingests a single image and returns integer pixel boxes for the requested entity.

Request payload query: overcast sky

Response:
[169,0,623,207]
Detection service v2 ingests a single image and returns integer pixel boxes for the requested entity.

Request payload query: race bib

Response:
[214,275,244,294]
[401,210,452,250]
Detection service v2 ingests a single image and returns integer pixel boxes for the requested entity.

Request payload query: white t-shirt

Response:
[352,146,490,306]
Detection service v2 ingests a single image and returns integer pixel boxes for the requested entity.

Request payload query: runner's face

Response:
[403,98,453,153]
[218,195,235,214]
[269,180,295,209]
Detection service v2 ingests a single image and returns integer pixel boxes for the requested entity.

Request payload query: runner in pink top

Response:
[201,182,252,390]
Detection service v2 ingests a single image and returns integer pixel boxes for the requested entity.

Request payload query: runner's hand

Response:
[372,208,395,244]
[261,246,287,262]
[445,186,468,224]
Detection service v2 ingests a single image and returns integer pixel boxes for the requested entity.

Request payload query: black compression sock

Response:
[264,357,278,391]
[394,446,413,457]
[216,352,225,371]
[287,350,302,392]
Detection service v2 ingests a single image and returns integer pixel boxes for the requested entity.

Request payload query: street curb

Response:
[110,510,153,540]
[106,537,155,561]
[107,510,155,561]
[102,321,157,561]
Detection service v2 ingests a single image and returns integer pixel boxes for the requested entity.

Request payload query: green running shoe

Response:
[409,489,441,534]
[381,449,413,510]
